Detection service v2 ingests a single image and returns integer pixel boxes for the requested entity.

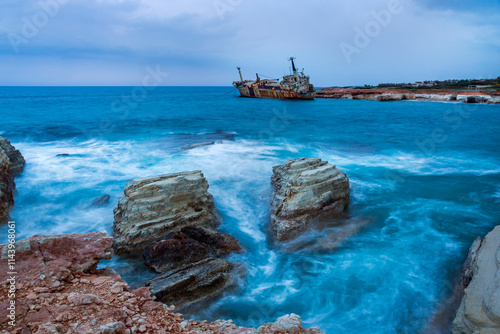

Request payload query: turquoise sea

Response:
[1,87,499,333]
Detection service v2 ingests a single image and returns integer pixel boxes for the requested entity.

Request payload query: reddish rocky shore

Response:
[316,88,500,104]
[0,232,323,334]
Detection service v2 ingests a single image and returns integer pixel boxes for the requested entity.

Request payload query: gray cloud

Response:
[0,0,499,86]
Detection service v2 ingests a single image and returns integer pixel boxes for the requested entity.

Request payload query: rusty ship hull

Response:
[233,57,316,100]
[236,85,315,100]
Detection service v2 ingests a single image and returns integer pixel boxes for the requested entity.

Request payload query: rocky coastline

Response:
[2,135,499,333]
[316,88,500,104]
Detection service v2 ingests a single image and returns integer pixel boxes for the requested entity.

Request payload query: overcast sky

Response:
[1,0,499,86]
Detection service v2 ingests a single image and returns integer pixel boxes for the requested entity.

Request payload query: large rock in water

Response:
[0,136,25,175]
[113,171,220,253]
[270,158,350,241]
[452,225,500,333]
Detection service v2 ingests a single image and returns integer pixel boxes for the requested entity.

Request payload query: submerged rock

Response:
[180,141,215,151]
[452,225,500,333]
[91,194,111,207]
[270,157,350,241]
[0,136,25,175]
[113,171,220,254]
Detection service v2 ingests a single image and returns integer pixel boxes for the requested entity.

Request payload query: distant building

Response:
[468,85,493,90]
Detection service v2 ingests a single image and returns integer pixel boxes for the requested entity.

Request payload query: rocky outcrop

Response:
[113,171,220,254]
[143,226,242,273]
[456,94,499,104]
[142,226,243,311]
[181,313,324,334]
[316,88,500,104]
[0,137,25,223]
[144,257,241,312]
[270,158,350,241]
[452,226,500,333]
[0,232,323,333]
[114,171,245,311]
[0,136,25,176]
[0,150,14,224]
[253,313,323,334]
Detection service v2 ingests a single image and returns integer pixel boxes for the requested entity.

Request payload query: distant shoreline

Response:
[316,88,500,104]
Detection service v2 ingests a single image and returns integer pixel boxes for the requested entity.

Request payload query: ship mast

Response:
[237,67,243,81]
[289,57,297,74]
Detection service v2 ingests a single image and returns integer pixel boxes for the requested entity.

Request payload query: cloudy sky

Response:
[1,0,499,86]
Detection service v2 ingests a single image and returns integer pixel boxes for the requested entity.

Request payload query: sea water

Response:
[1,86,499,333]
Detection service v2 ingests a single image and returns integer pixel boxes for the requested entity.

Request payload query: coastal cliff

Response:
[316,88,500,104]
[0,232,324,334]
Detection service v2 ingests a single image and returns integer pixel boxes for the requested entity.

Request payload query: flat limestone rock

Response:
[452,225,500,333]
[113,171,220,254]
[270,157,350,241]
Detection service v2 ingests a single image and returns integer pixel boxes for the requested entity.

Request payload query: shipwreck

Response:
[233,57,316,100]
